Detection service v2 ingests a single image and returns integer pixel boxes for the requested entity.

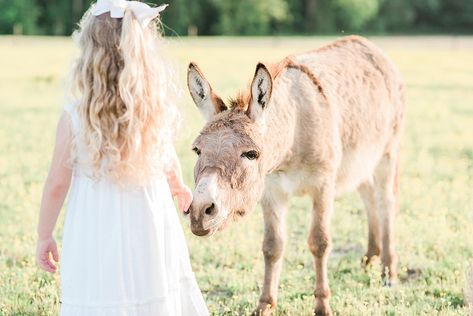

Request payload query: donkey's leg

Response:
[308,181,335,316]
[358,180,381,266]
[374,153,399,284]
[252,190,289,316]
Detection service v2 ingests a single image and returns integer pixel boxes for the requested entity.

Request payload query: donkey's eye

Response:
[241,150,259,160]
[192,147,201,155]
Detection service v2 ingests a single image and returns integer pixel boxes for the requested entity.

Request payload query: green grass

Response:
[1,35,473,315]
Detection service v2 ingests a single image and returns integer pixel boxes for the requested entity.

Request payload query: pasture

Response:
[0,36,473,315]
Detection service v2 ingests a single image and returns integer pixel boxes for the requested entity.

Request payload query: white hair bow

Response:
[93,0,168,27]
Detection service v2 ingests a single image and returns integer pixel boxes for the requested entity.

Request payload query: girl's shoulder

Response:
[63,101,81,134]
[63,102,76,114]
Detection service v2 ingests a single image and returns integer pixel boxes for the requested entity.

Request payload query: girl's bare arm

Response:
[36,112,73,272]
[165,145,192,213]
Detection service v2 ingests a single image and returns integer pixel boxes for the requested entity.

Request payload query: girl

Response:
[35,1,209,315]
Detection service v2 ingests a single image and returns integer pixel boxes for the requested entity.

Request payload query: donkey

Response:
[186,35,405,316]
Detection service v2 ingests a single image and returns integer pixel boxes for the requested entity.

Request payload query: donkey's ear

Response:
[187,62,227,122]
[247,63,273,122]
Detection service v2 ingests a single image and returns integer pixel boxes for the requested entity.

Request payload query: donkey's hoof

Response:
[382,278,397,287]
[314,301,332,316]
[314,307,333,316]
[361,253,380,268]
[251,302,274,316]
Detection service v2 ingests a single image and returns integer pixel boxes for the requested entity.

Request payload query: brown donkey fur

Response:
[187,36,405,315]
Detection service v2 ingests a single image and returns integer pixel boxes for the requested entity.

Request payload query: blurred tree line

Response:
[0,0,472,35]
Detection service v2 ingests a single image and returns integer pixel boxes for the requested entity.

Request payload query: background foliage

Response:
[0,0,472,36]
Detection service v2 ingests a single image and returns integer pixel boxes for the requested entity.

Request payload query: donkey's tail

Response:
[393,156,400,215]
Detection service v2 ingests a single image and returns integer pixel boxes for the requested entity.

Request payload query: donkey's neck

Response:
[260,83,298,174]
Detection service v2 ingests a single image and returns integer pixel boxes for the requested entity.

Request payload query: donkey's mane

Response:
[227,56,327,112]
[228,92,250,111]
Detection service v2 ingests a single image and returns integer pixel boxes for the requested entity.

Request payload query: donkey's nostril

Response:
[204,203,215,216]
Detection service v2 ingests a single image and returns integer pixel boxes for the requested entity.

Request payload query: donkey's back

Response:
[294,35,404,115]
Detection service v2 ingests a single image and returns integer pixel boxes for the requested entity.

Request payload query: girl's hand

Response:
[36,236,59,273]
[171,184,193,213]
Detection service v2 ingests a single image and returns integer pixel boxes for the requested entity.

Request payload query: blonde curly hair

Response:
[70,7,179,186]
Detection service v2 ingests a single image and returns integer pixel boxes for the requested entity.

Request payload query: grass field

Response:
[1,35,473,315]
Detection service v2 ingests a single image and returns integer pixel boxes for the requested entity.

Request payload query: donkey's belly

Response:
[335,146,383,196]
[265,169,321,197]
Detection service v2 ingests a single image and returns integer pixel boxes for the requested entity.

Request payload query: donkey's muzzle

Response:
[189,201,220,236]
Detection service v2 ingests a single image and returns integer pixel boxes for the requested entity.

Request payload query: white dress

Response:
[60,103,209,316]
